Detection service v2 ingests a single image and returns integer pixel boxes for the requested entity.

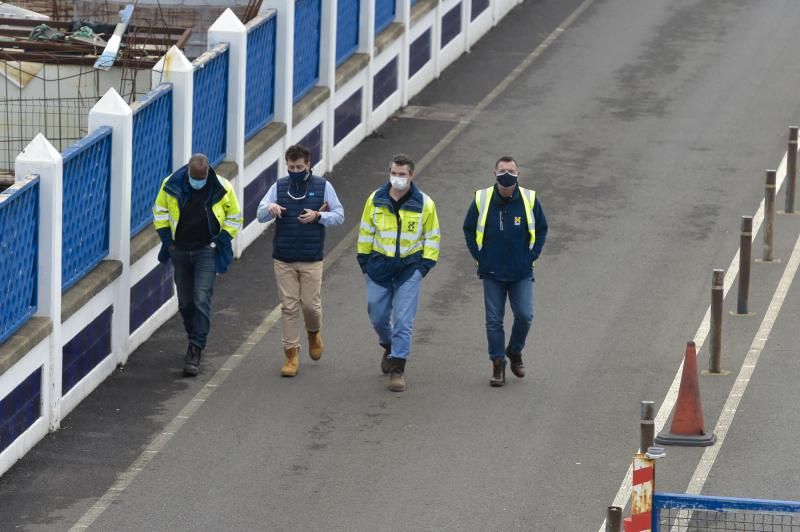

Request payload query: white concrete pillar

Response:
[15,134,63,430]
[88,88,134,366]
[152,46,194,172]
[363,0,377,134]
[208,9,248,175]
[260,0,295,132]
[320,0,337,172]
[399,0,412,106]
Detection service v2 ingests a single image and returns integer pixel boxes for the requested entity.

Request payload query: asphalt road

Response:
[3,0,800,530]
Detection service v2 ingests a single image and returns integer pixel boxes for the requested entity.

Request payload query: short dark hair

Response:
[495,155,517,169]
[391,153,415,174]
[285,144,311,163]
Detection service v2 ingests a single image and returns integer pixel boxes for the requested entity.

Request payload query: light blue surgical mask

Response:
[189,177,207,190]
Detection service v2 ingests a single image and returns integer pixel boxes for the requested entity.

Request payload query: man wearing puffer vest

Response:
[357,154,441,392]
[257,145,345,377]
[463,156,548,387]
[153,154,242,377]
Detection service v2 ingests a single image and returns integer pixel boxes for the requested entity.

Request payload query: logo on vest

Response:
[514,216,522,226]
[407,220,417,232]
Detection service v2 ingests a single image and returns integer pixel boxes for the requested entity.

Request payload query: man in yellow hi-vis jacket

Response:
[153,153,242,377]
[357,154,440,392]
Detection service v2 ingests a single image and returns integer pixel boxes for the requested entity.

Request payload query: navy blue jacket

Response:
[463,185,548,282]
[273,175,327,262]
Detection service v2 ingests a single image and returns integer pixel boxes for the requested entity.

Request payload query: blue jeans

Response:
[365,270,423,360]
[171,246,217,349]
[483,277,534,360]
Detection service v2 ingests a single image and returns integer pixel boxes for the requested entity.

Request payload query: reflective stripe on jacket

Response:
[475,186,535,250]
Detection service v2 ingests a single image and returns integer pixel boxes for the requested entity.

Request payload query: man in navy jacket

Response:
[463,156,547,387]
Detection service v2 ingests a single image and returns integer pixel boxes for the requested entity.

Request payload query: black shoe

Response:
[490,359,506,387]
[380,343,391,375]
[183,344,201,377]
[506,346,525,379]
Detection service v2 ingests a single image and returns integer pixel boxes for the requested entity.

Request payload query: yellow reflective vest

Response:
[474,186,536,250]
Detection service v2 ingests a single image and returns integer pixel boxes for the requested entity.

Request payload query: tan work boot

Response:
[388,358,407,392]
[280,346,300,377]
[307,330,324,361]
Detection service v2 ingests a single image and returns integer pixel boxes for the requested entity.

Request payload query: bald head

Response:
[188,154,210,180]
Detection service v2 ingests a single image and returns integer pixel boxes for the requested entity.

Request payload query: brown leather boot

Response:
[380,343,391,375]
[307,330,324,360]
[506,346,525,378]
[388,358,406,392]
[280,346,300,377]
[490,358,506,387]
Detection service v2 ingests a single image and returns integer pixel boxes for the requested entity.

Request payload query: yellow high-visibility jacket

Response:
[357,183,440,285]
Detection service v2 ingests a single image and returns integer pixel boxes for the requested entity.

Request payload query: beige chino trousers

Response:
[273,259,323,350]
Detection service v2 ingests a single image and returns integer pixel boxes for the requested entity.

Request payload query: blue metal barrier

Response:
[245,13,277,140]
[336,0,360,66]
[654,492,800,530]
[131,84,173,237]
[62,127,112,292]
[0,177,39,345]
[375,0,396,35]
[192,44,229,167]
[294,0,321,102]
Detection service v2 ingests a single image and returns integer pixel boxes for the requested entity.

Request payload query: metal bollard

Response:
[735,217,754,315]
[709,269,725,373]
[763,170,777,262]
[606,506,622,532]
[785,127,798,214]
[640,400,655,453]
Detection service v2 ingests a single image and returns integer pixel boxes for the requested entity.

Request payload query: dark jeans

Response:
[483,277,534,360]
[171,246,216,349]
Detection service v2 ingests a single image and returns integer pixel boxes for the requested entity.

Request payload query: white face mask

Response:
[390,176,410,191]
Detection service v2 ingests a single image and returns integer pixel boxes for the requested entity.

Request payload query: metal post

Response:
[763,170,777,262]
[709,269,725,373]
[640,400,655,453]
[736,216,753,315]
[786,127,798,214]
[606,506,622,532]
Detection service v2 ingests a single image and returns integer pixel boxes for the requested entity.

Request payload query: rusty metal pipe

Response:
[606,506,622,532]
[709,269,725,373]
[737,217,753,314]
[640,420,655,454]
[764,170,777,261]
[786,127,798,214]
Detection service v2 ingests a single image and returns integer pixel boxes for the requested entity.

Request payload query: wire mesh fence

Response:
[655,493,800,532]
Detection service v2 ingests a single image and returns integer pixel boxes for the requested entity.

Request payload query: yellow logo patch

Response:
[514,216,522,226]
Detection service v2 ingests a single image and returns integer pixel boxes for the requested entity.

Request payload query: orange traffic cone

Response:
[655,341,716,447]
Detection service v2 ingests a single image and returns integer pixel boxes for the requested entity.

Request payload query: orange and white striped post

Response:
[623,453,655,531]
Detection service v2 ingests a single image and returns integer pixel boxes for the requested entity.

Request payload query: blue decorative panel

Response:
[245,14,277,141]
[471,0,489,21]
[298,124,323,168]
[62,306,113,395]
[373,57,398,110]
[130,262,174,333]
[409,29,431,78]
[334,89,362,145]
[61,127,112,292]
[441,3,462,48]
[336,0,360,66]
[0,178,38,345]
[192,45,229,167]
[375,0,396,35]
[410,0,418,6]
[0,367,41,453]
[131,84,173,237]
[294,0,322,102]
[244,162,278,227]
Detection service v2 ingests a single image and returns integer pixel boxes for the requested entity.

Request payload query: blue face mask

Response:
[288,169,308,183]
[496,172,518,188]
[189,177,207,190]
